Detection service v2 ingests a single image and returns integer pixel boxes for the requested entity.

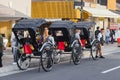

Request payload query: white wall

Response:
[0,0,31,17]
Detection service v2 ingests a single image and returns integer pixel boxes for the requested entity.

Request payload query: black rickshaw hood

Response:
[74,22,96,29]
[12,19,47,52]
[14,19,46,30]
[49,21,74,29]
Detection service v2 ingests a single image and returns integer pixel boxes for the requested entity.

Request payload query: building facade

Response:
[80,0,119,30]
[0,0,31,46]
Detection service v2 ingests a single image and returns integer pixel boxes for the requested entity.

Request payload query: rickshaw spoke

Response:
[17,54,31,70]
[41,50,53,72]
[91,40,99,60]
[72,44,82,65]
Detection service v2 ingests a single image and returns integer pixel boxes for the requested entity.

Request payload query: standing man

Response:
[105,28,110,45]
[2,34,8,49]
[110,30,114,44]
[0,34,3,67]
[95,27,100,39]
[96,28,105,58]
[11,32,18,64]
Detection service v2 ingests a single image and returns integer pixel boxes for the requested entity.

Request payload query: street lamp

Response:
[74,0,84,21]
[80,0,83,21]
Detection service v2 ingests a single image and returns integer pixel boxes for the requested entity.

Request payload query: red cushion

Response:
[80,39,86,47]
[57,42,65,50]
[24,44,32,54]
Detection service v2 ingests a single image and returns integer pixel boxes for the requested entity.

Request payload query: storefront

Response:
[0,4,29,46]
[83,7,120,30]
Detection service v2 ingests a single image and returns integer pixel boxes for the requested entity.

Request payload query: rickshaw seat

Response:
[57,42,65,50]
[80,39,86,47]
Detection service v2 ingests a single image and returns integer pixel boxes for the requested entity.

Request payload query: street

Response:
[0,48,120,80]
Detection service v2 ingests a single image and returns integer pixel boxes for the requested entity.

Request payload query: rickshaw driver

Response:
[96,28,105,58]
[75,29,84,47]
[46,31,55,47]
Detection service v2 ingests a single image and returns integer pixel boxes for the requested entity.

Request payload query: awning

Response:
[110,10,120,15]
[0,5,15,16]
[0,4,29,20]
[84,7,120,18]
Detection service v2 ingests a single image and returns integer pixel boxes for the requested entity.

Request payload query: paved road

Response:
[0,52,120,80]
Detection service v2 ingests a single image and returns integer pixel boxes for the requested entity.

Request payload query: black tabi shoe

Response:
[95,55,98,58]
[99,56,105,58]
[0,65,3,68]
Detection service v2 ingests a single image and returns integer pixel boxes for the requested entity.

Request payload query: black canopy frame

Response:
[12,19,47,51]
[74,21,96,46]
[49,21,75,51]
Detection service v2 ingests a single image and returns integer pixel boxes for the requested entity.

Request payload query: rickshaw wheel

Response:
[16,53,31,70]
[72,43,82,65]
[41,50,53,72]
[91,40,99,60]
[53,49,61,64]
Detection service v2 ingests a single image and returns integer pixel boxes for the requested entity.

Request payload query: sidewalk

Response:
[102,43,120,55]
[0,43,120,75]
[0,48,18,74]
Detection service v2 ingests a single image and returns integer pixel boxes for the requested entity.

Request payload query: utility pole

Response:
[80,0,83,21]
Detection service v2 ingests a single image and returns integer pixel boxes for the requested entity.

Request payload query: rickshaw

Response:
[49,21,83,65]
[12,19,54,72]
[74,22,99,60]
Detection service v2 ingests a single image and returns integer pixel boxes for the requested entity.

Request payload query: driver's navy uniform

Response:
[75,32,84,46]
[46,35,55,46]
[75,33,80,40]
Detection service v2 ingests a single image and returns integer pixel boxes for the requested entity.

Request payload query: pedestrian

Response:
[11,32,18,64]
[105,28,110,45]
[2,34,8,49]
[96,28,105,58]
[115,28,120,46]
[110,29,114,44]
[88,27,93,42]
[115,28,120,39]
[0,34,3,67]
[95,26,100,39]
